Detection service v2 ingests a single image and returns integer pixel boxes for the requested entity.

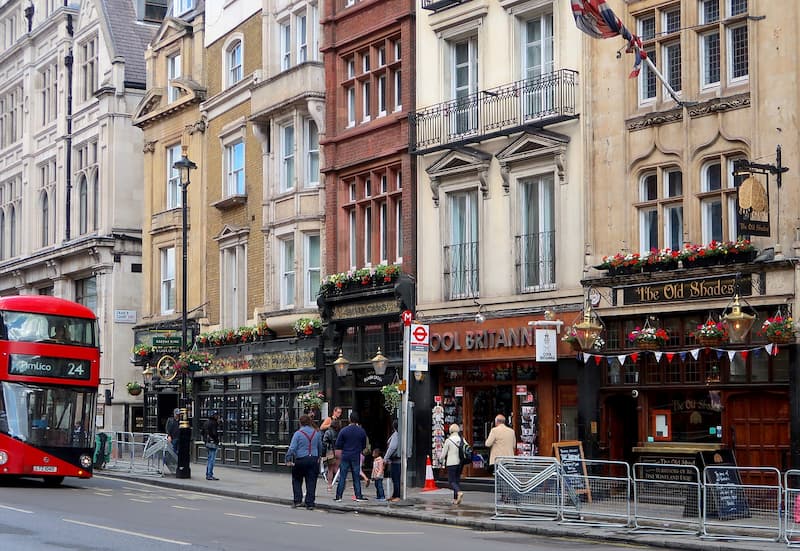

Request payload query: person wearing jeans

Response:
[205,411,220,480]
[334,411,368,502]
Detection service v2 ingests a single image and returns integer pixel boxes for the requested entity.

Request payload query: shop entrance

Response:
[355,389,391,469]
[465,385,513,476]
[606,394,638,464]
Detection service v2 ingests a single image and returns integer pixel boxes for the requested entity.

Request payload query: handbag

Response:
[324,450,336,464]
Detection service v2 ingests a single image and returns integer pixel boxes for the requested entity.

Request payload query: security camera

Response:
[631,389,639,398]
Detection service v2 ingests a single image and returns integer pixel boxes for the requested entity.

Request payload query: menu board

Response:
[553,440,592,503]
[699,449,750,520]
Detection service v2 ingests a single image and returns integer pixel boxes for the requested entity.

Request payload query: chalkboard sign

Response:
[699,449,750,520]
[553,440,592,503]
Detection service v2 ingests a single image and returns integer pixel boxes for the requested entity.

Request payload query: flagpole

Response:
[636,45,684,106]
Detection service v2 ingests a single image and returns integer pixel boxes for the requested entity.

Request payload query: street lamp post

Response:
[173,145,196,479]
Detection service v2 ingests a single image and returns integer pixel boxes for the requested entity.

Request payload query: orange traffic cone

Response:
[422,455,438,491]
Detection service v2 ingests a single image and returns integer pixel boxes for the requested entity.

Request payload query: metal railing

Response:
[421,0,470,11]
[493,456,561,521]
[410,69,579,154]
[443,241,479,300]
[97,431,175,477]
[632,462,702,534]
[561,459,631,527]
[515,231,556,293]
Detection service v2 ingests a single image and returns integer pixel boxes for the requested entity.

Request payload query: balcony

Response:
[421,0,471,12]
[443,241,479,300]
[515,231,556,293]
[410,69,579,154]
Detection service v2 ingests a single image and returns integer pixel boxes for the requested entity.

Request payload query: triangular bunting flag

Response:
[741,350,749,360]
[654,351,663,362]
[618,355,627,365]
[765,343,774,356]
[583,353,592,364]
[716,350,724,359]
[727,350,736,361]
[679,352,687,362]
[690,349,699,360]
[666,353,675,362]
[594,355,603,366]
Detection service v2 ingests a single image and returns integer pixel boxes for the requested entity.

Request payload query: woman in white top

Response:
[438,423,465,505]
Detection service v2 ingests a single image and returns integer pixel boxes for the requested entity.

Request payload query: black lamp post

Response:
[173,145,196,479]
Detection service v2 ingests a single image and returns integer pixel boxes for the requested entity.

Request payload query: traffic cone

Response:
[422,455,438,491]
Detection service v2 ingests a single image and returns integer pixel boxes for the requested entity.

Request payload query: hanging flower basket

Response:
[381,383,402,412]
[697,336,725,348]
[759,314,796,345]
[636,341,660,351]
[628,320,669,350]
[126,382,143,396]
[692,318,728,348]
[768,334,793,345]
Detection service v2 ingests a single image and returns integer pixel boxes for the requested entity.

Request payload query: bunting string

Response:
[580,343,779,365]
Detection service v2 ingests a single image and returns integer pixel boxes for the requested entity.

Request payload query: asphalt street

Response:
[0,475,678,551]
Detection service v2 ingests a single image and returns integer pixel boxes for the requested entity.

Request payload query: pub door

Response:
[728,392,790,475]
[606,394,638,464]
[464,385,513,476]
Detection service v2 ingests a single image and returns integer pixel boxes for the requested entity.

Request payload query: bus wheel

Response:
[42,476,64,487]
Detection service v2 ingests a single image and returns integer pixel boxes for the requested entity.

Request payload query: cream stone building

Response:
[0,0,159,431]
[583,0,800,470]
[413,0,588,473]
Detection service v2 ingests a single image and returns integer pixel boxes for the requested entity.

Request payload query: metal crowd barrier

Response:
[785,470,800,546]
[98,431,173,476]
[493,456,561,521]
[632,462,702,535]
[560,459,631,527]
[702,466,781,542]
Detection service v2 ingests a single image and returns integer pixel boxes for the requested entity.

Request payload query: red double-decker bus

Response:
[0,295,100,486]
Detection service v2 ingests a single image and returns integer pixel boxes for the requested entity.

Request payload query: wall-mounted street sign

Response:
[410,323,429,372]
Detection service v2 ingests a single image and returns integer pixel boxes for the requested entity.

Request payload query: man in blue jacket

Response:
[334,411,368,502]
[286,414,323,509]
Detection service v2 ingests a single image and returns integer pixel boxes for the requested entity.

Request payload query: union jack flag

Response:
[571,0,646,78]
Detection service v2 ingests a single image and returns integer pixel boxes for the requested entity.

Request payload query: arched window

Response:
[92,172,99,230]
[9,205,16,257]
[41,191,49,247]
[79,175,88,235]
[226,40,243,87]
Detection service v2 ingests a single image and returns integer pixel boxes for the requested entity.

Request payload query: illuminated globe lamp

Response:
[573,305,603,350]
[371,347,388,376]
[333,349,350,378]
[722,294,756,343]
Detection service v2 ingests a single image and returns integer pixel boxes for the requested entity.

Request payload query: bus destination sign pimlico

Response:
[8,354,91,380]
[623,274,752,305]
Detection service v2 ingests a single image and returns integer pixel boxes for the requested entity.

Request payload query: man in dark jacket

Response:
[334,412,368,502]
[205,411,220,480]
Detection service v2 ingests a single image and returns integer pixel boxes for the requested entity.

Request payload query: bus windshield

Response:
[0,311,97,347]
[0,382,96,448]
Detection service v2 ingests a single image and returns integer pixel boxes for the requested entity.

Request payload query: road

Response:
[0,475,675,550]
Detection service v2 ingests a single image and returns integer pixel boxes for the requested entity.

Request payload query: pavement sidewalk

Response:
[99,462,789,551]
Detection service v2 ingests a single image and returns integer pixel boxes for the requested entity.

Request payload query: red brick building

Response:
[319,0,421,479]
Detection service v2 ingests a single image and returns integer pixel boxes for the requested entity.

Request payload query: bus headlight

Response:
[80,454,92,469]
[0,450,8,465]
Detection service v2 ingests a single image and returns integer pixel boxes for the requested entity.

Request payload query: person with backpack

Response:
[439,423,469,505]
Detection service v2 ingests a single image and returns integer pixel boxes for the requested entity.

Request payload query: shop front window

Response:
[649,390,722,443]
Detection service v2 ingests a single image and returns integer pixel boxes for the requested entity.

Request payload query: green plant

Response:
[133,343,152,357]
[294,317,322,335]
[126,381,142,392]
[381,383,402,412]
[759,315,796,340]
[628,326,669,345]
[297,391,325,410]
[692,319,728,340]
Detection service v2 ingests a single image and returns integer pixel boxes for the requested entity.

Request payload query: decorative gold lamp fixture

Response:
[370,347,388,376]
[723,294,756,343]
[333,349,350,378]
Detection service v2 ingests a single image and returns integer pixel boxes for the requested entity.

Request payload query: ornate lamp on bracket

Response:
[371,347,388,376]
[573,301,603,351]
[333,349,350,378]
[722,294,756,343]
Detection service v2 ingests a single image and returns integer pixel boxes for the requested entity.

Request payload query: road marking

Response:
[286,521,322,527]
[348,529,424,535]
[171,505,200,511]
[130,498,152,503]
[0,504,33,514]
[63,519,191,545]
[224,513,257,519]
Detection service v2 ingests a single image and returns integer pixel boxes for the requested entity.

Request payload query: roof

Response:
[0,296,97,320]
[99,0,158,87]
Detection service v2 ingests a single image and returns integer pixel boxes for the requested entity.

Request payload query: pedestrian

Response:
[322,419,341,492]
[319,406,342,431]
[165,408,181,455]
[439,423,465,505]
[334,411,368,502]
[286,414,323,510]
[384,420,401,502]
[485,414,515,475]
[204,411,220,481]
[371,448,386,501]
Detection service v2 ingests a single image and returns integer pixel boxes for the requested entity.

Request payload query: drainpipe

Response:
[64,14,74,240]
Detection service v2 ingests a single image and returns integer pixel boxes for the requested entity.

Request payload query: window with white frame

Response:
[220,242,247,328]
[637,7,684,103]
[698,0,748,88]
[349,209,357,268]
[280,21,291,70]
[346,86,356,126]
[700,156,741,243]
[452,36,478,135]
[445,189,479,300]
[79,37,97,103]
[518,174,555,291]
[279,5,318,72]
[280,237,295,308]
[305,119,319,187]
[38,160,56,248]
[362,81,371,121]
[175,0,193,16]
[378,74,387,116]
[160,246,176,314]
[395,200,403,262]
[636,167,684,253]
[304,233,320,306]
[226,40,243,86]
[281,124,295,192]
[225,140,245,196]
[92,172,99,231]
[75,276,97,313]
[39,63,58,126]
[364,205,372,264]
[379,202,388,263]
[522,11,554,116]
[167,52,181,102]
[297,10,307,63]
[40,192,49,248]
[78,176,88,235]
[0,85,23,147]
[167,144,181,209]
[341,34,400,129]
[9,205,15,258]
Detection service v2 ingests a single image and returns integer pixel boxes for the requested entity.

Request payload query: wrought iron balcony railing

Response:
[443,241,479,300]
[515,231,556,293]
[410,69,579,154]
[421,0,471,12]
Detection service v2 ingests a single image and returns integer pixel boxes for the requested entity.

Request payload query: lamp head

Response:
[723,294,756,343]
[413,371,426,382]
[370,347,388,376]
[573,306,603,350]
[173,145,197,186]
[333,349,350,378]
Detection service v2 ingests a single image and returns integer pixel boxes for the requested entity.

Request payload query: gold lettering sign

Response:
[623,275,752,305]
[332,299,399,320]
[205,349,316,374]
